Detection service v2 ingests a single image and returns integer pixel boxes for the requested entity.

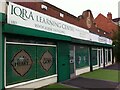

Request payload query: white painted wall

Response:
[93,66,100,70]
[76,67,90,75]
[0,1,6,14]
[6,74,57,89]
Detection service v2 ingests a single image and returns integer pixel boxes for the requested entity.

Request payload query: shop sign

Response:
[90,33,99,42]
[98,36,107,44]
[107,39,112,45]
[7,2,90,41]
[90,33,112,45]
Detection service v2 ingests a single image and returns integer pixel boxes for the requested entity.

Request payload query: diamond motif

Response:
[11,50,33,76]
[40,51,53,71]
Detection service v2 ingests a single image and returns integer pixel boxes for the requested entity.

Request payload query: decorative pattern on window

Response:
[40,51,53,71]
[11,50,33,76]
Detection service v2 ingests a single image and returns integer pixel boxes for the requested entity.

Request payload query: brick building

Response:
[94,12,118,37]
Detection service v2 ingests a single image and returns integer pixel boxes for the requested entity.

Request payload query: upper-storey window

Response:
[41,4,48,10]
[60,13,64,18]
[104,32,106,35]
[98,30,100,32]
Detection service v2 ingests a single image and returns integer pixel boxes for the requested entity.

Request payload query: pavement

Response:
[104,63,120,70]
[61,63,120,90]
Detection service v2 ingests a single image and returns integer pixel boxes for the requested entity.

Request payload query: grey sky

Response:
[45,0,119,19]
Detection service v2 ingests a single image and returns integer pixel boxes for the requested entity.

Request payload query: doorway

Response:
[70,45,76,78]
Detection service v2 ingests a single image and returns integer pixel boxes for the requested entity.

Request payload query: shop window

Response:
[91,48,98,66]
[37,46,56,78]
[6,44,56,85]
[6,45,36,85]
[98,30,100,32]
[75,45,89,69]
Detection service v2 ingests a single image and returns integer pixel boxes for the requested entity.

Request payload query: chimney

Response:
[107,12,112,20]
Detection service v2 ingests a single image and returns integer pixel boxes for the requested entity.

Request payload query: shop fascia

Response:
[7,2,112,45]
[9,2,77,32]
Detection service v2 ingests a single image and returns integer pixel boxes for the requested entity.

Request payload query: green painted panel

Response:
[37,46,56,78]
[3,24,71,41]
[57,42,70,82]
[0,22,4,89]
[0,23,2,90]
[6,44,36,86]
[0,13,6,22]
[91,49,97,66]
[2,35,4,89]
[75,46,89,69]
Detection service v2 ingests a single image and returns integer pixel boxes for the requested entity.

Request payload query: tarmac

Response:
[61,63,120,90]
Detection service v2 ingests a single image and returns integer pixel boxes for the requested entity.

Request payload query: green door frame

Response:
[0,12,6,90]
[0,23,4,90]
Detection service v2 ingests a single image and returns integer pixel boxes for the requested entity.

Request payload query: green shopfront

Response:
[0,2,113,89]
